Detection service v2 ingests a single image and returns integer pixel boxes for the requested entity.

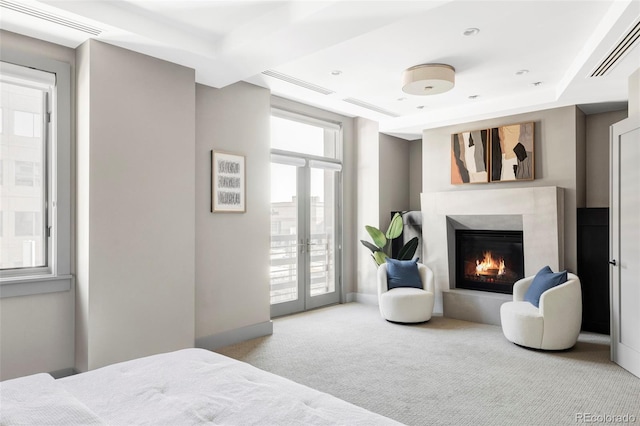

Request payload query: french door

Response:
[270,157,341,317]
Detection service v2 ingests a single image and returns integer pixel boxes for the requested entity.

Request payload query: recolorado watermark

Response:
[576,413,637,424]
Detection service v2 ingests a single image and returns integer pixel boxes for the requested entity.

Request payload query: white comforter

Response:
[1,348,401,425]
[0,373,105,425]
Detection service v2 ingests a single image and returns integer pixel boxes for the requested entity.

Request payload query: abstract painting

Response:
[451,129,489,184]
[490,122,534,182]
[211,151,246,213]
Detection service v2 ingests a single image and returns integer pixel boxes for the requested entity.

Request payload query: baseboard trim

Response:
[348,292,378,306]
[195,320,273,351]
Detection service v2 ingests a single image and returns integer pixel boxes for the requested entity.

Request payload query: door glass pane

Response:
[270,163,299,304]
[309,167,335,297]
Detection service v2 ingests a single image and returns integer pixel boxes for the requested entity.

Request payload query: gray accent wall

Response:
[409,139,422,211]
[379,133,410,233]
[75,40,195,372]
[585,109,628,207]
[356,128,412,297]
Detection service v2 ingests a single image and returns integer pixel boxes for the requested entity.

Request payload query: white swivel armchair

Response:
[377,262,435,323]
[500,273,582,350]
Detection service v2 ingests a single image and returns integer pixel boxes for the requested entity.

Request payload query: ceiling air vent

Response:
[342,97,400,118]
[590,19,640,77]
[262,70,335,95]
[0,0,102,36]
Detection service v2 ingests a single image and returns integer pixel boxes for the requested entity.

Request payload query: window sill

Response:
[0,275,73,299]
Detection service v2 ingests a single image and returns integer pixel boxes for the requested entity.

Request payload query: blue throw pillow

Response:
[524,265,568,307]
[386,258,422,290]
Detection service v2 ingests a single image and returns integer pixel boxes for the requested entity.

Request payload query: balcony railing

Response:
[270,233,334,304]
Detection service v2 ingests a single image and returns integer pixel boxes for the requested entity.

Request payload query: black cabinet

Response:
[577,208,610,334]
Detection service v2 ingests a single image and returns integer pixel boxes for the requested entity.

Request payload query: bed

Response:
[0,348,401,425]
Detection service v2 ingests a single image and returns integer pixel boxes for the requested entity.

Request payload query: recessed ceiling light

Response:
[468,95,479,99]
[515,69,529,76]
[463,27,480,36]
[532,81,543,86]
[331,70,342,76]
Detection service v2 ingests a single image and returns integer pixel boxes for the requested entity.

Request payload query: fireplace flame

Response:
[475,251,506,276]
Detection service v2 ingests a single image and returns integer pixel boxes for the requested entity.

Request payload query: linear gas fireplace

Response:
[455,229,524,294]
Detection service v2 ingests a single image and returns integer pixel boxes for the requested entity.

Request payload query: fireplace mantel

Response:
[421,186,564,322]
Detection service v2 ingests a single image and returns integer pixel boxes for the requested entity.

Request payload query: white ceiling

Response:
[2,0,639,139]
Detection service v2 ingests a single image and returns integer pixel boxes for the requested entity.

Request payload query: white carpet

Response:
[217,303,640,426]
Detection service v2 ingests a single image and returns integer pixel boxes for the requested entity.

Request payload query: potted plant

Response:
[360,212,419,266]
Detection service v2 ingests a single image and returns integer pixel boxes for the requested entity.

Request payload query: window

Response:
[13,110,42,138]
[0,57,71,297]
[1,64,49,272]
[15,161,41,186]
[15,212,42,237]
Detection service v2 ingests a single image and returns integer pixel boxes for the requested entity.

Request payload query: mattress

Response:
[2,348,401,425]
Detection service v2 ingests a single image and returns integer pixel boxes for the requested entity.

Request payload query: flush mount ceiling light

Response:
[402,64,455,95]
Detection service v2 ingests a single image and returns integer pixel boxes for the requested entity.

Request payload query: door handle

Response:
[609,259,617,266]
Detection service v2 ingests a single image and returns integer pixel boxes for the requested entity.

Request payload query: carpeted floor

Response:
[217,303,640,426]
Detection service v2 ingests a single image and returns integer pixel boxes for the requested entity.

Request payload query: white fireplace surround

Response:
[421,186,564,323]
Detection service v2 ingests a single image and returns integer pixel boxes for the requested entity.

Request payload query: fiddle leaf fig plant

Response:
[360,212,418,266]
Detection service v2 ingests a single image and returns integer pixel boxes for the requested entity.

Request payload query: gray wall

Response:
[356,129,412,298]
[585,109,628,207]
[423,106,583,272]
[0,31,76,380]
[630,68,640,117]
[75,40,195,371]
[576,108,587,209]
[194,82,271,343]
[356,118,380,297]
[379,133,410,232]
[409,139,422,211]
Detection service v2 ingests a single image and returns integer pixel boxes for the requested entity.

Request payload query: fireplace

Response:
[455,230,524,294]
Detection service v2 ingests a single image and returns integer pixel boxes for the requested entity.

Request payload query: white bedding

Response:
[0,373,105,425]
[52,348,401,425]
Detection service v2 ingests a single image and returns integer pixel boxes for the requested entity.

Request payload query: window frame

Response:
[0,54,72,298]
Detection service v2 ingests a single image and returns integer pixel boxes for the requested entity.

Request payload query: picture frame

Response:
[211,150,246,213]
[489,122,535,182]
[451,129,490,184]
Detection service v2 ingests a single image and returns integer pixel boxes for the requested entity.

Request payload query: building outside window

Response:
[0,63,50,271]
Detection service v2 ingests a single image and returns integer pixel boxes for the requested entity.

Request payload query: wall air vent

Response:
[590,19,640,77]
[262,70,335,95]
[342,98,400,118]
[0,0,102,36]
